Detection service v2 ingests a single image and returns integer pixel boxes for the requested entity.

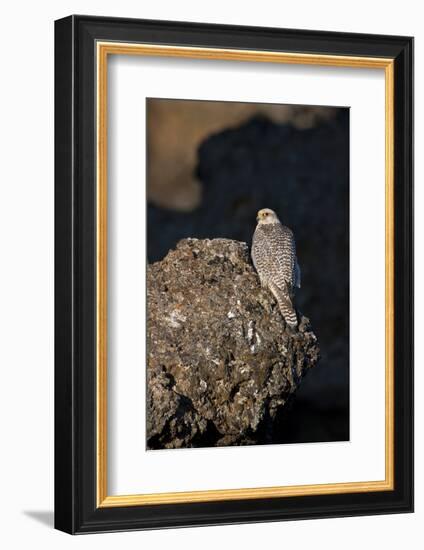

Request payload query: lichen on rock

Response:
[147,238,319,449]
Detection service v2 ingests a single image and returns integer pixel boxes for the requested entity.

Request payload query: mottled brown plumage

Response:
[252,209,300,326]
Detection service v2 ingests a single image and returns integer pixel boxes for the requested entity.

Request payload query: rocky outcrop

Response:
[147,238,319,449]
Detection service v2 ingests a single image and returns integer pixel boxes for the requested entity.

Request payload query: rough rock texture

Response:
[147,238,319,449]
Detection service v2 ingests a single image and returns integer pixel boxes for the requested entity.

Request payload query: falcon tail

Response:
[269,282,298,327]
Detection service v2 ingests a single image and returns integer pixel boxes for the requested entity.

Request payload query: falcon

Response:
[251,208,300,327]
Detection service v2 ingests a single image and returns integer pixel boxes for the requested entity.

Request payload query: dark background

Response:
[147,100,349,444]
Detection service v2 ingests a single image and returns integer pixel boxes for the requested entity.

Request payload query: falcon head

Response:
[256,208,280,225]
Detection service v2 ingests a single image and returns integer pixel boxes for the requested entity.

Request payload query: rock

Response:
[147,238,319,449]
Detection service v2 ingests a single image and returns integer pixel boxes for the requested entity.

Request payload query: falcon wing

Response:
[295,258,301,288]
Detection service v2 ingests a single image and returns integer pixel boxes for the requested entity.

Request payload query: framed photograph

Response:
[54,15,413,534]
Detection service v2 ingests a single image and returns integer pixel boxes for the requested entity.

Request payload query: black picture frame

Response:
[55,15,413,534]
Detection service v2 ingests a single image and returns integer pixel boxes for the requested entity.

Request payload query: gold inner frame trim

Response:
[96,41,395,508]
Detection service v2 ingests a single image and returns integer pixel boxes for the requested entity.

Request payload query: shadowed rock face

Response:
[147,238,319,449]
